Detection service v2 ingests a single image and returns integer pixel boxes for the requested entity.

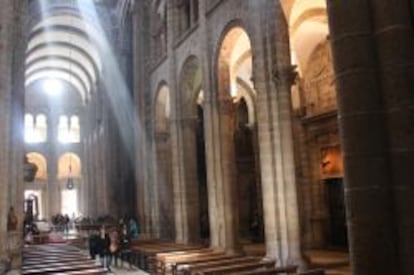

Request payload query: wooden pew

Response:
[298,269,326,275]
[131,241,205,272]
[156,250,225,274]
[234,265,298,274]
[22,262,103,274]
[169,254,243,275]
[195,259,276,275]
[176,256,259,275]
[48,267,109,275]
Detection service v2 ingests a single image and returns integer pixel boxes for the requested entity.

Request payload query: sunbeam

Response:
[76,0,139,163]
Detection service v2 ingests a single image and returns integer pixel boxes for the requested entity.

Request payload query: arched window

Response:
[25,113,48,143]
[58,115,80,143]
[70,116,80,143]
[58,115,70,143]
[25,114,35,143]
[36,114,47,142]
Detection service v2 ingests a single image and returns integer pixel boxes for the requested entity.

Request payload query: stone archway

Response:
[58,152,82,217]
[215,26,264,248]
[174,55,208,244]
[153,83,175,240]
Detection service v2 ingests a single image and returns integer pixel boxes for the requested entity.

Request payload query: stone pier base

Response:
[6,232,22,270]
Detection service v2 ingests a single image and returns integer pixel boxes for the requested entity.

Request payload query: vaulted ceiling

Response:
[25,2,104,104]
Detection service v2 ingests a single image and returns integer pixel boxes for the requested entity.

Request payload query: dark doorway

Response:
[325,178,348,248]
[196,105,209,243]
[234,99,263,243]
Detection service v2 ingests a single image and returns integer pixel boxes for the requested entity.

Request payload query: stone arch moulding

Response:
[178,55,202,116]
[213,20,255,100]
[153,81,170,133]
[58,152,81,180]
[26,152,47,180]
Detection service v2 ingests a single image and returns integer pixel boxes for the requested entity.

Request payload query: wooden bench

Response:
[195,260,276,275]
[47,267,109,275]
[22,262,103,274]
[233,265,298,274]
[157,250,225,274]
[131,241,205,272]
[298,268,325,275]
[176,256,259,275]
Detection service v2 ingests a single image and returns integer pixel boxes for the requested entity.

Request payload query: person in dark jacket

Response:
[88,229,100,259]
[97,226,111,269]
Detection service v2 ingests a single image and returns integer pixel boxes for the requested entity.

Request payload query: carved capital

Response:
[272,65,298,87]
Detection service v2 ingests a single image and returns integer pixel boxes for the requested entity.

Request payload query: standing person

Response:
[63,214,70,234]
[108,228,120,267]
[119,225,132,268]
[98,226,110,270]
[128,218,139,239]
[88,229,100,260]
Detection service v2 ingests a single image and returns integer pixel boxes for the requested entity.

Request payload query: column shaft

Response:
[327,0,399,273]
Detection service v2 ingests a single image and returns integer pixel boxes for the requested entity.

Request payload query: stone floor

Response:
[85,249,150,274]
[96,258,149,275]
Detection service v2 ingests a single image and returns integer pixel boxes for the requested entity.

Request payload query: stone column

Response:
[47,115,59,218]
[165,0,189,243]
[217,98,239,252]
[182,116,201,243]
[0,2,13,269]
[197,0,220,248]
[326,0,400,273]
[0,1,26,271]
[370,2,414,273]
[80,110,88,215]
[249,0,302,266]
[154,132,173,239]
[132,0,153,237]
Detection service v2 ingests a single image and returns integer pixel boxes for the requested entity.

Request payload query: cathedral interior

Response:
[0,0,413,274]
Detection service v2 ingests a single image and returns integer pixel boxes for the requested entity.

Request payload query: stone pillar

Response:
[182,116,201,243]
[217,98,239,252]
[154,132,173,239]
[47,115,59,218]
[327,0,414,274]
[164,0,188,243]
[0,1,26,271]
[197,0,222,249]
[80,111,88,215]
[370,2,414,273]
[132,0,153,237]
[249,0,302,266]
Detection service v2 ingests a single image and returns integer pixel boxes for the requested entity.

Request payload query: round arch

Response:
[288,0,329,74]
[178,55,202,117]
[215,25,253,99]
[154,82,170,133]
[58,153,81,180]
[26,152,47,180]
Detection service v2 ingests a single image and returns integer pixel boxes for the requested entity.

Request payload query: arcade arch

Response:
[216,26,263,244]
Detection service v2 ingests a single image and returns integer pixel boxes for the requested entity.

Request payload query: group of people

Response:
[51,213,74,233]
[88,218,139,270]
